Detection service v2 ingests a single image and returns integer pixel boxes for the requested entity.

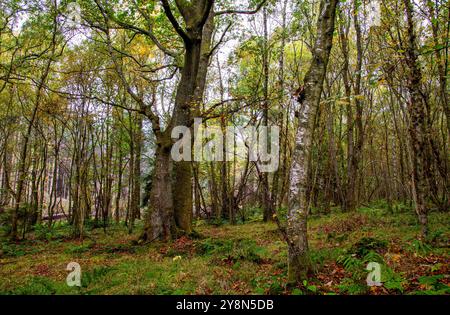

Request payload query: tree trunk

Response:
[287,0,339,283]
[141,133,175,241]
[261,7,272,222]
[171,9,215,235]
[115,146,123,224]
[402,0,431,238]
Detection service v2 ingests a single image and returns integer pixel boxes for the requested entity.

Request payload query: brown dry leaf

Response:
[392,254,402,263]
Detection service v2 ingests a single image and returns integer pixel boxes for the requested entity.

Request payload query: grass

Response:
[0,203,448,295]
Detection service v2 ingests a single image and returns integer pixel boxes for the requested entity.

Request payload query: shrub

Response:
[412,275,450,295]
[405,239,432,256]
[351,237,388,257]
[337,249,405,294]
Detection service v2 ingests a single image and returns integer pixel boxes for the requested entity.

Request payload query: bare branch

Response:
[215,0,268,16]
[208,22,232,57]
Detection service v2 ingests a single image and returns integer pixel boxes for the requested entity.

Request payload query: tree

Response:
[287,0,339,283]
[402,0,431,238]
[10,1,62,240]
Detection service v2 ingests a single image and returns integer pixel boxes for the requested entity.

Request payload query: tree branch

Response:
[208,22,232,57]
[199,0,215,28]
[160,0,191,44]
[215,0,268,16]
[104,5,179,58]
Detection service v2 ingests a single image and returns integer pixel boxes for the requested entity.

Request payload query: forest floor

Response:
[0,202,449,295]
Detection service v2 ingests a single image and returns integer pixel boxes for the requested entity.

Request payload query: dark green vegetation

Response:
[1,202,448,295]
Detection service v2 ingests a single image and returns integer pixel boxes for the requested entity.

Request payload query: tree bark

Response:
[402,0,431,238]
[287,0,339,283]
[141,133,175,241]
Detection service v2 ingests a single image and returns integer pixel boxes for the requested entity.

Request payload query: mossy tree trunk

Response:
[164,1,215,236]
[141,131,176,241]
[402,0,432,238]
